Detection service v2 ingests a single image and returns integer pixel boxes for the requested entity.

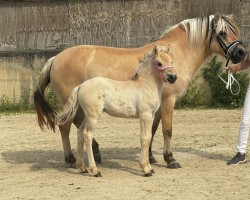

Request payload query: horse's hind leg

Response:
[149,108,161,163]
[73,108,102,163]
[59,122,76,166]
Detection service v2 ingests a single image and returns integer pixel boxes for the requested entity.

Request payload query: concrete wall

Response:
[0,50,59,103]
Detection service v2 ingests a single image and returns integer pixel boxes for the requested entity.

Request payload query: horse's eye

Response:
[157,62,162,67]
[218,31,227,39]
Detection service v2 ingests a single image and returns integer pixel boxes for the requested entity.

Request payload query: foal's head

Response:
[152,45,177,84]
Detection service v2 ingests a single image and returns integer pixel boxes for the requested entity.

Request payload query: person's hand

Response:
[228,64,240,73]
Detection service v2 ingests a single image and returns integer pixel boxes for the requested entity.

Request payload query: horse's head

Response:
[152,45,177,84]
[208,13,247,64]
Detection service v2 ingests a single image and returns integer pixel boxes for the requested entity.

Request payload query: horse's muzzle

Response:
[231,46,248,64]
[167,74,177,84]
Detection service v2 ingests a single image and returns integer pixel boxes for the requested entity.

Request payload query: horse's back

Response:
[50,45,148,104]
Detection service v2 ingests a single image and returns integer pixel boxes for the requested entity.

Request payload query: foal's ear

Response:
[153,45,160,55]
[214,12,221,23]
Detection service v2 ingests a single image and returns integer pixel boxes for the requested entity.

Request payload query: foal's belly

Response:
[104,101,138,118]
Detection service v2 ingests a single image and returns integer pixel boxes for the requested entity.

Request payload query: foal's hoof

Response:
[144,172,152,177]
[167,161,182,169]
[150,169,155,174]
[94,172,102,177]
[80,169,88,173]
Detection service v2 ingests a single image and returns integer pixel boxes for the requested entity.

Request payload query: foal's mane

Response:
[131,52,153,80]
[157,14,239,46]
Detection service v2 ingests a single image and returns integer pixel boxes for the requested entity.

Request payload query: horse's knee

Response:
[162,129,172,138]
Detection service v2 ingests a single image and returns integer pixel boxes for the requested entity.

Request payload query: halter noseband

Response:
[152,59,172,82]
[208,18,242,60]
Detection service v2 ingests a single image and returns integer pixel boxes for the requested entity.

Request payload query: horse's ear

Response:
[164,44,170,53]
[214,12,221,23]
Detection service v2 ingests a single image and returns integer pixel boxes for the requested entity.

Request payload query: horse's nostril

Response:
[238,49,245,56]
[235,48,247,58]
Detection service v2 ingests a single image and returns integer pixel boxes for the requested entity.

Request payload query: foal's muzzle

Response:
[167,74,177,84]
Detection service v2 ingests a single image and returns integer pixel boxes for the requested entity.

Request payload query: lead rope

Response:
[218,60,240,95]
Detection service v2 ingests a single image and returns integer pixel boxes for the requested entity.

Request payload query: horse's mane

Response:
[131,52,153,80]
[158,14,239,46]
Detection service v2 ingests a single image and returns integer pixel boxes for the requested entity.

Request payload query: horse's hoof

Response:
[144,172,152,177]
[149,156,157,164]
[150,169,155,174]
[94,172,102,177]
[65,154,76,165]
[167,161,182,169]
[70,161,76,169]
[94,153,102,164]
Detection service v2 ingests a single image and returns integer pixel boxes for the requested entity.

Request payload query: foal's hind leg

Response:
[84,117,101,177]
[76,120,88,173]
[73,108,102,163]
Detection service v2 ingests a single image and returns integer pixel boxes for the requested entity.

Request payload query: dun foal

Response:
[58,45,176,177]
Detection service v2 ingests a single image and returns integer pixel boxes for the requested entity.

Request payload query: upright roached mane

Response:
[159,14,239,46]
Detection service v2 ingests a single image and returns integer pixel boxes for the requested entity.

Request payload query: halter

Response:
[209,18,242,95]
[152,59,172,82]
[208,18,242,60]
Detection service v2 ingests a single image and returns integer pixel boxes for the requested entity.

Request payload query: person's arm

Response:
[229,53,250,73]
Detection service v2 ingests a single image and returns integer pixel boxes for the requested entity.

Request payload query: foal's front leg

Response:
[139,113,154,176]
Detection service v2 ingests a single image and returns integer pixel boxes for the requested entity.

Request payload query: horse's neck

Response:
[149,25,211,78]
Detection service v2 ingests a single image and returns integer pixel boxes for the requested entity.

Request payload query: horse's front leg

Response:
[139,113,154,177]
[149,108,161,163]
[161,97,181,169]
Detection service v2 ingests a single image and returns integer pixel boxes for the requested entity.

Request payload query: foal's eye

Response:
[157,62,162,67]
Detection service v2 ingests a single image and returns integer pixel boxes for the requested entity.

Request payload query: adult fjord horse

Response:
[34,13,247,168]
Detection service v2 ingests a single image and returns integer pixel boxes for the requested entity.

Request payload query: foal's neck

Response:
[135,58,164,90]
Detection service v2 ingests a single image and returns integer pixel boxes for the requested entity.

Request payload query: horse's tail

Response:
[34,56,58,132]
[58,86,80,125]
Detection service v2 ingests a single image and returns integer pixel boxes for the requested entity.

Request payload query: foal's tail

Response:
[34,56,57,132]
[58,86,80,125]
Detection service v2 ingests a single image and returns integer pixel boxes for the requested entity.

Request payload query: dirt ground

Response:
[0,109,249,200]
